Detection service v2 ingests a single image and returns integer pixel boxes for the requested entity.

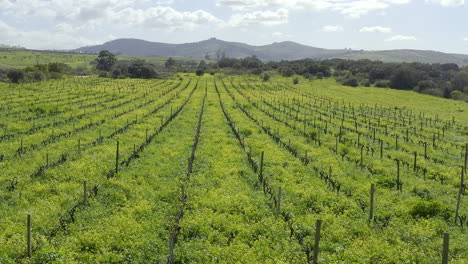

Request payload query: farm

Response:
[0,75,466,263]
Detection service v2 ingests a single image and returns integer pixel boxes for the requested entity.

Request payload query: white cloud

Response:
[115,7,223,31]
[0,1,223,33]
[321,25,344,32]
[385,34,417,41]
[229,9,288,27]
[217,0,411,17]
[0,19,106,49]
[360,26,392,33]
[463,37,468,41]
[431,0,464,7]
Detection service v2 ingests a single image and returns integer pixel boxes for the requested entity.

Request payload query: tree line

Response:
[2,49,467,101]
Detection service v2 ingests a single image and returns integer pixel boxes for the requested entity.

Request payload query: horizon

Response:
[7,37,468,57]
[0,0,467,54]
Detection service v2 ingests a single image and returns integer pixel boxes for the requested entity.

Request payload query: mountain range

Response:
[74,38,468,66]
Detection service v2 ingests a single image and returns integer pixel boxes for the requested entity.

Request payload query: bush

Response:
[361,79,371,87]
[316,72,324,79]
[31,71,46,81]
[195,69,204,76]
[374,79,390,88]
[303,73,313,79]
[341,76,359,87]
[7,69,25,83]
[451,90,462,99]
[251,68,263,75]
[127,63,159,79]
[263,73,270,81]
[293,77,299,85]
[409,200,452,220]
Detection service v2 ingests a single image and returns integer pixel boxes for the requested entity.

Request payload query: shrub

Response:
[374,79,390,88]
[342,76,359,87]
[195,69,204,76]
[293,77,299,85]
[263,73,270,81]
[7,69,25,83]
[31,71,46,81]
[409,200,452,220]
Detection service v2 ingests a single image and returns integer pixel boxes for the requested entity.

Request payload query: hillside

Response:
[343,49,468,65]
[74,38,358,61]
[74,38,468,65]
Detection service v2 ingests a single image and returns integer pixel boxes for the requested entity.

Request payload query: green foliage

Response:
[7,69,25,83]
[195,69,205,76]
[95,50,116,71]
[262,73,270,81]
[293,77,299,84]
[0,76,466,263]
[390,67,420,90]
[165,57,176,68]
[409,200,452,220]
[127,62,159,79]
[341,76,359,87]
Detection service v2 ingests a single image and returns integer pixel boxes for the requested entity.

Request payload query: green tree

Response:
[95,50,116,71]
[165,57,176,68]
[7,69,25,83]
[390,68,420,90]
[128,62,159,79]
[198,60,207,70]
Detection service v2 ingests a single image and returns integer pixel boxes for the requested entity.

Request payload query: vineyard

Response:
[0,75,466,263]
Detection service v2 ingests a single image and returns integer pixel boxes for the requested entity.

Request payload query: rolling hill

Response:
[74,38,468,65]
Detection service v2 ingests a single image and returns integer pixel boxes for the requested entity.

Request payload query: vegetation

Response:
[0,75,466,263]
[2,50,468,102]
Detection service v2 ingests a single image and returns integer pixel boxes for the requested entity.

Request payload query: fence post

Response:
[442,232,449,264]
[312,219,322,264]
[115,140,120,174]
[455,167,464,225]
[27,214,31,258]
[369,183,375,223]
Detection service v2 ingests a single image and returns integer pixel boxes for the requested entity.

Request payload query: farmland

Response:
[0,75,466,263]
[0,49,209,70]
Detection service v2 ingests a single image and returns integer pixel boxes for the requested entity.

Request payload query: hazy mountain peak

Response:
[74,38,468,65]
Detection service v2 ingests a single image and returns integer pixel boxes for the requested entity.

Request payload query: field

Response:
[0,75,466,263]
[0,49,210,70]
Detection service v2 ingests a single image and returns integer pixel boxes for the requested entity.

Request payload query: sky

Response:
[0,0,467,53]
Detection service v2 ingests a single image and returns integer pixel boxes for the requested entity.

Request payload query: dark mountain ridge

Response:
[74,38,468,65]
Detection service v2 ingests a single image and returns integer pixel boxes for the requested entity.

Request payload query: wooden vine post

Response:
[27,214,31,258]
[380,139,383,159]
[369,183,375,223]
[259,151,264,182]
[396,159,402,192]
[312,219,322,264]
[455,167,464,225]
[442,232,449,264]
[115,140,120,174]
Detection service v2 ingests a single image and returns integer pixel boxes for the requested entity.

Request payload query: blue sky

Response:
[0,0,467,53]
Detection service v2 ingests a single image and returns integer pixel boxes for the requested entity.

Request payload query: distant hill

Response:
[342,49,468,65]
[74,38,468,65]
